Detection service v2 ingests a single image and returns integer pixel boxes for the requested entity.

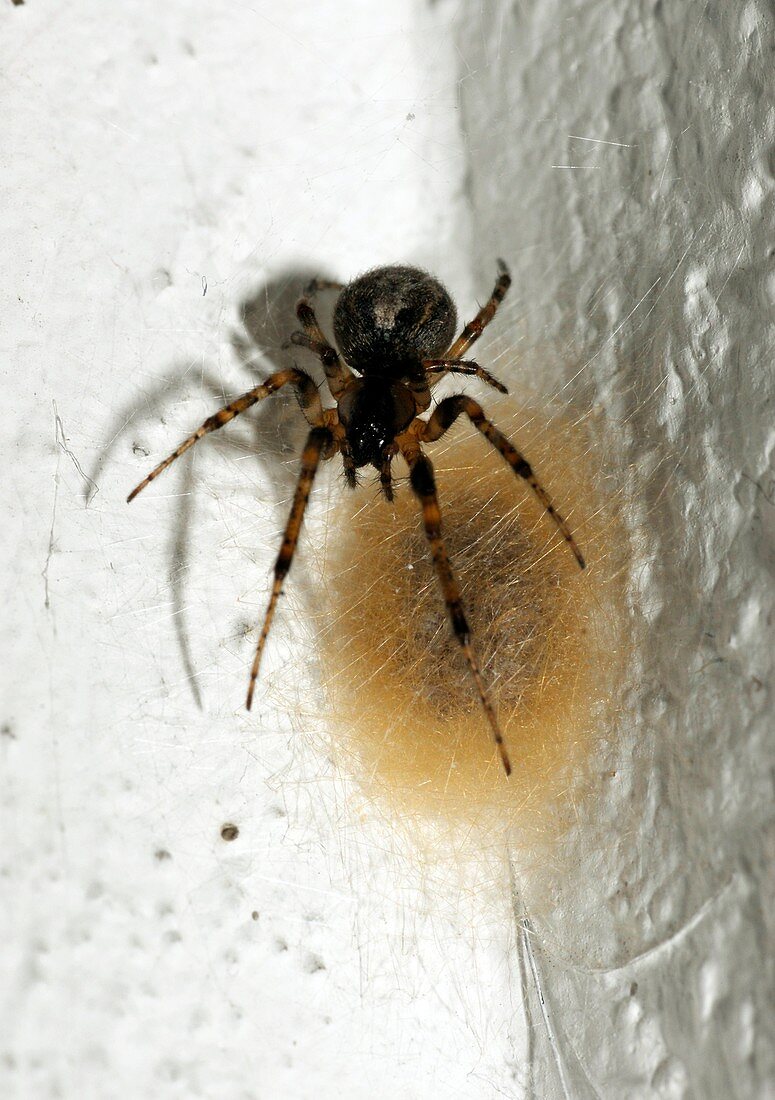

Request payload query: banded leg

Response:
[445,259,512,360]
[423,396,586,569]
[423,358,508,394]
[341,444,357,489]
[291,301,354,400]
[321,410,355,488]
[379,449,395,501]
[407,451,512,776]
[303,276,344,296]
[127,368,323,502]
[405,369,432,414]
[246,426,331,710]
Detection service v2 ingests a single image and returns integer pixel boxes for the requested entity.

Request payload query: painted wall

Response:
[455,1,774,1095]
[2,0,771,1097]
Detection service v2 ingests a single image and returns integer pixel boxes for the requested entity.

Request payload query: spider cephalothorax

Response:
[337,378,415,472]
[128,260,585,776]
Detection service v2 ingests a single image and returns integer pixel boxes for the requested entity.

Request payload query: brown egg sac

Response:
[311,400,628,840]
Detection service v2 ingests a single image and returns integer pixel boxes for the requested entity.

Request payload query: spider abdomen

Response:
[333,265,457,374]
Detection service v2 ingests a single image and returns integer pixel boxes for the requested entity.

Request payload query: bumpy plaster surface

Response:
[456,1,774,1095]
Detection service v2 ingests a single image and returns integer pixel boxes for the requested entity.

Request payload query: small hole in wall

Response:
[220,823,240,842]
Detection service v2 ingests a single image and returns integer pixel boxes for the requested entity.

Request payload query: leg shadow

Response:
[96,263,344,708]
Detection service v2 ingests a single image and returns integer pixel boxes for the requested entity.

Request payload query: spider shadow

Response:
[229,262,351,690]
[95,263,343,710]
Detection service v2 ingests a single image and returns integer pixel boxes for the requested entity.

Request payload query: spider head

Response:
[338,380,415,468]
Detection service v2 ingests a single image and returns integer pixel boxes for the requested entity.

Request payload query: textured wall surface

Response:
[455,1,774,1095]
[2,0,772,1097]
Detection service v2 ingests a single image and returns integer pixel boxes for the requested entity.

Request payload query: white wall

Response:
[455,1,774,1095]
[2,0,772,1097]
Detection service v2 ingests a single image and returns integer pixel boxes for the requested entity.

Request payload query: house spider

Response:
[128,260,585,776]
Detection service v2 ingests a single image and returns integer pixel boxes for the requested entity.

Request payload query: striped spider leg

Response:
[421,259,512,395]
[422,395,586,569]
[127,367,337,707]
[398,430,513,776]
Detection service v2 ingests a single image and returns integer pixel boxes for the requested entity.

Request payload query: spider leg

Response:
[379,449,395,501]
[406,369,432,414]
[291,300,354,400]
[423,395,586,569]
[422,358,509,395]
[127,368,323,502]
[303,277,345,296]
[444,259,512,361]
[320,407,356,487]
[246,425,331,710]
[406,450,512,776]
[342,446,357,488]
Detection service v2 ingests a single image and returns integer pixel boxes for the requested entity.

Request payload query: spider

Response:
[128,260,585,776]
